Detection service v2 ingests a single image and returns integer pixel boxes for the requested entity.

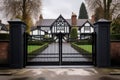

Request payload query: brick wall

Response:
[0,41,9,64]
[111,41,120,62]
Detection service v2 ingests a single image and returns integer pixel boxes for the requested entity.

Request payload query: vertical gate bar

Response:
[24,32,27,67]
[92,32,96,66]
[92,33,94,64]
[59,33,61,65]
[60,33,62,65]
[61,33,63,65]
[94,32,97,66]
[59,33,62,65]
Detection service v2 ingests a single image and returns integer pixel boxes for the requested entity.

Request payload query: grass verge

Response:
[71,43,92,54]
[28,43,48,54]
[78,45,92,53]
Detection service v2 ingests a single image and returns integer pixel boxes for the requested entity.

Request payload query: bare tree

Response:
[1,0,42,33]
[94,7,104,21]
[3,0,41,19]
[85,0,120,20]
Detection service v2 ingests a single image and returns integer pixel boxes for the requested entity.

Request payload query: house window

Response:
[0,24,2,30]
[84,26,90,31]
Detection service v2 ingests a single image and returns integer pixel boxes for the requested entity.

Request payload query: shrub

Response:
[74,40,92,45]
[111,34,120,40]
[43,38,54,42]
[70,27,78,39]
[0,34,9,40]
[111,18,120,34]
[28,41,44,45]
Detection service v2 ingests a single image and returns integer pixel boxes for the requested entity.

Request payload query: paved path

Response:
[41,43,79,54]
[28,43,91,62]
[0,68,120,80]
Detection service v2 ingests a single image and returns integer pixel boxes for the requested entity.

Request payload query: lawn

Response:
[28,45,42,54]
[28,43,48,54]
[78,45,92,53]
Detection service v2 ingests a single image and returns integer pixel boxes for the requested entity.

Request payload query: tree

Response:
[111,14,120,34]
[94,7,104,21]
[1,0,41,33]
[78,2,88,19]
[85,0,120,20]
[70,27,78,40]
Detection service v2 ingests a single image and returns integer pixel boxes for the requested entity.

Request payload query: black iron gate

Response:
[59,33,95,65]
[27,34,60,65]
[26,32,95,66]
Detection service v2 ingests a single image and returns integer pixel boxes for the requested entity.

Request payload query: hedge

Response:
[0,34,9,40]
[111,34,120,40]
[43,38,55,42]
[74,40,92,45]
[28,41,45,45]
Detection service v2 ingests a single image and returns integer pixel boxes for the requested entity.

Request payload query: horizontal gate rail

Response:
[27,32,94,66]
[27,61,93,66]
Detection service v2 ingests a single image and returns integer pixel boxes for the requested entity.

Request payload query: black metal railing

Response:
[26,32,95,66]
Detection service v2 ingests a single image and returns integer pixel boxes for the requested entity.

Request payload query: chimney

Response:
[39,14,43,20]
[91,15,95,24]
[71,12,77,26]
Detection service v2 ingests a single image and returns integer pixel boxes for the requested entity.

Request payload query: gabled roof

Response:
[78,20,94,30]
[36,19,55,26]
[66,19,92,27]
[0,23,8,31]
[51,15,71,28]
[36,16,93,27]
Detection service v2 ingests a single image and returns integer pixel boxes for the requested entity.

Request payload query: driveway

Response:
[28,43,91,62]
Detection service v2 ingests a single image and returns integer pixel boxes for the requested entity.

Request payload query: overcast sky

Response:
[42,0,85,19]
[0,0,88,24]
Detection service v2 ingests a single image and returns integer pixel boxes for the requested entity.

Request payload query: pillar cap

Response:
[11,18,22,21]
[94,18,111,25]
[8,18,26,26]
[98,19,110,22]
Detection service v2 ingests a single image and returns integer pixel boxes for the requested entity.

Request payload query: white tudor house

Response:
[0,20,9,34]
[30,13,94,40]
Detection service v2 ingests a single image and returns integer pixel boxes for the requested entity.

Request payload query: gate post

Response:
[8,20,26,68]
[94,19,111,67]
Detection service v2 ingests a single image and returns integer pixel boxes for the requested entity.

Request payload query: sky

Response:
[41,0,85,19]
[0,0,88,24]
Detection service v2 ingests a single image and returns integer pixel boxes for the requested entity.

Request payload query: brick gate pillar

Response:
[8,20,26,68]
[94,19,111,67]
